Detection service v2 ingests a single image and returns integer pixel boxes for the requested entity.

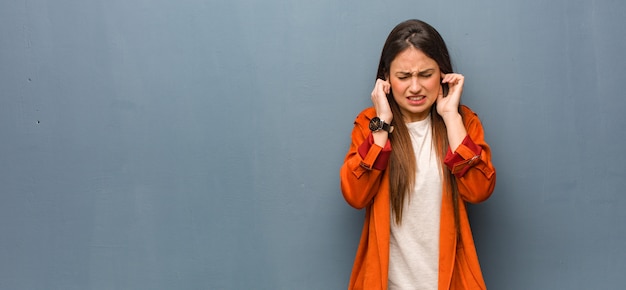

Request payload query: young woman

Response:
[340,19,496,289]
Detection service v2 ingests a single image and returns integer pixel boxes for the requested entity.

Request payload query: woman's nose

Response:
[409,77,421,93]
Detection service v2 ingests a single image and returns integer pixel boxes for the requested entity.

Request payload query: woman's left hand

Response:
[436,73,464,118]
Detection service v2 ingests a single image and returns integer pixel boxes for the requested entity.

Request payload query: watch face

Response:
[369,117,381,131]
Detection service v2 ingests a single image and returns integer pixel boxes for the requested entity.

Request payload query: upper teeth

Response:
[410,96,424,101]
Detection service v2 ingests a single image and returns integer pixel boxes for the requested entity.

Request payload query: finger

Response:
[376,81,386,97]
[441,73,463,84]
[456,75,464,87]
[448,76,464,92]
[371,80,387,104]
[450,74,464,84]
[376,79,390,96]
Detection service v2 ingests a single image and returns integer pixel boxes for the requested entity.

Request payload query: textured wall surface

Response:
[1,0,625,289]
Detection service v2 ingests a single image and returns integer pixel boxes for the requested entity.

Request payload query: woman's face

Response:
[388,46,441,123]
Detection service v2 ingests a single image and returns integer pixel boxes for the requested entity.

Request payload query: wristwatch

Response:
[369,117,394,133]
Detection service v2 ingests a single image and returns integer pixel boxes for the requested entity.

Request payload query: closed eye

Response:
[395,73,412,80]
[419,69,435,78]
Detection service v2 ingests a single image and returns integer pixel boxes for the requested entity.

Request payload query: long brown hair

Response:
[376,19,462,228]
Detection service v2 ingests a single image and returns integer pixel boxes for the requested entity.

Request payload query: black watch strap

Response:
[380,121,393,133]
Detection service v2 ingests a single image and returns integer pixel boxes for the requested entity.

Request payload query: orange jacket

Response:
[340,106,496,289]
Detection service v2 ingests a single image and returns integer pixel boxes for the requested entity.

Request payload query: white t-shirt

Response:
[388,116,443,290]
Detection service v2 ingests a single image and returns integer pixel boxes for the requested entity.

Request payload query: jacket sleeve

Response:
[444,107,496,203]
[340,110,391,209]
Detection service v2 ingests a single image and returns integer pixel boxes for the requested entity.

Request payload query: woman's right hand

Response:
[371,78,393,123]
